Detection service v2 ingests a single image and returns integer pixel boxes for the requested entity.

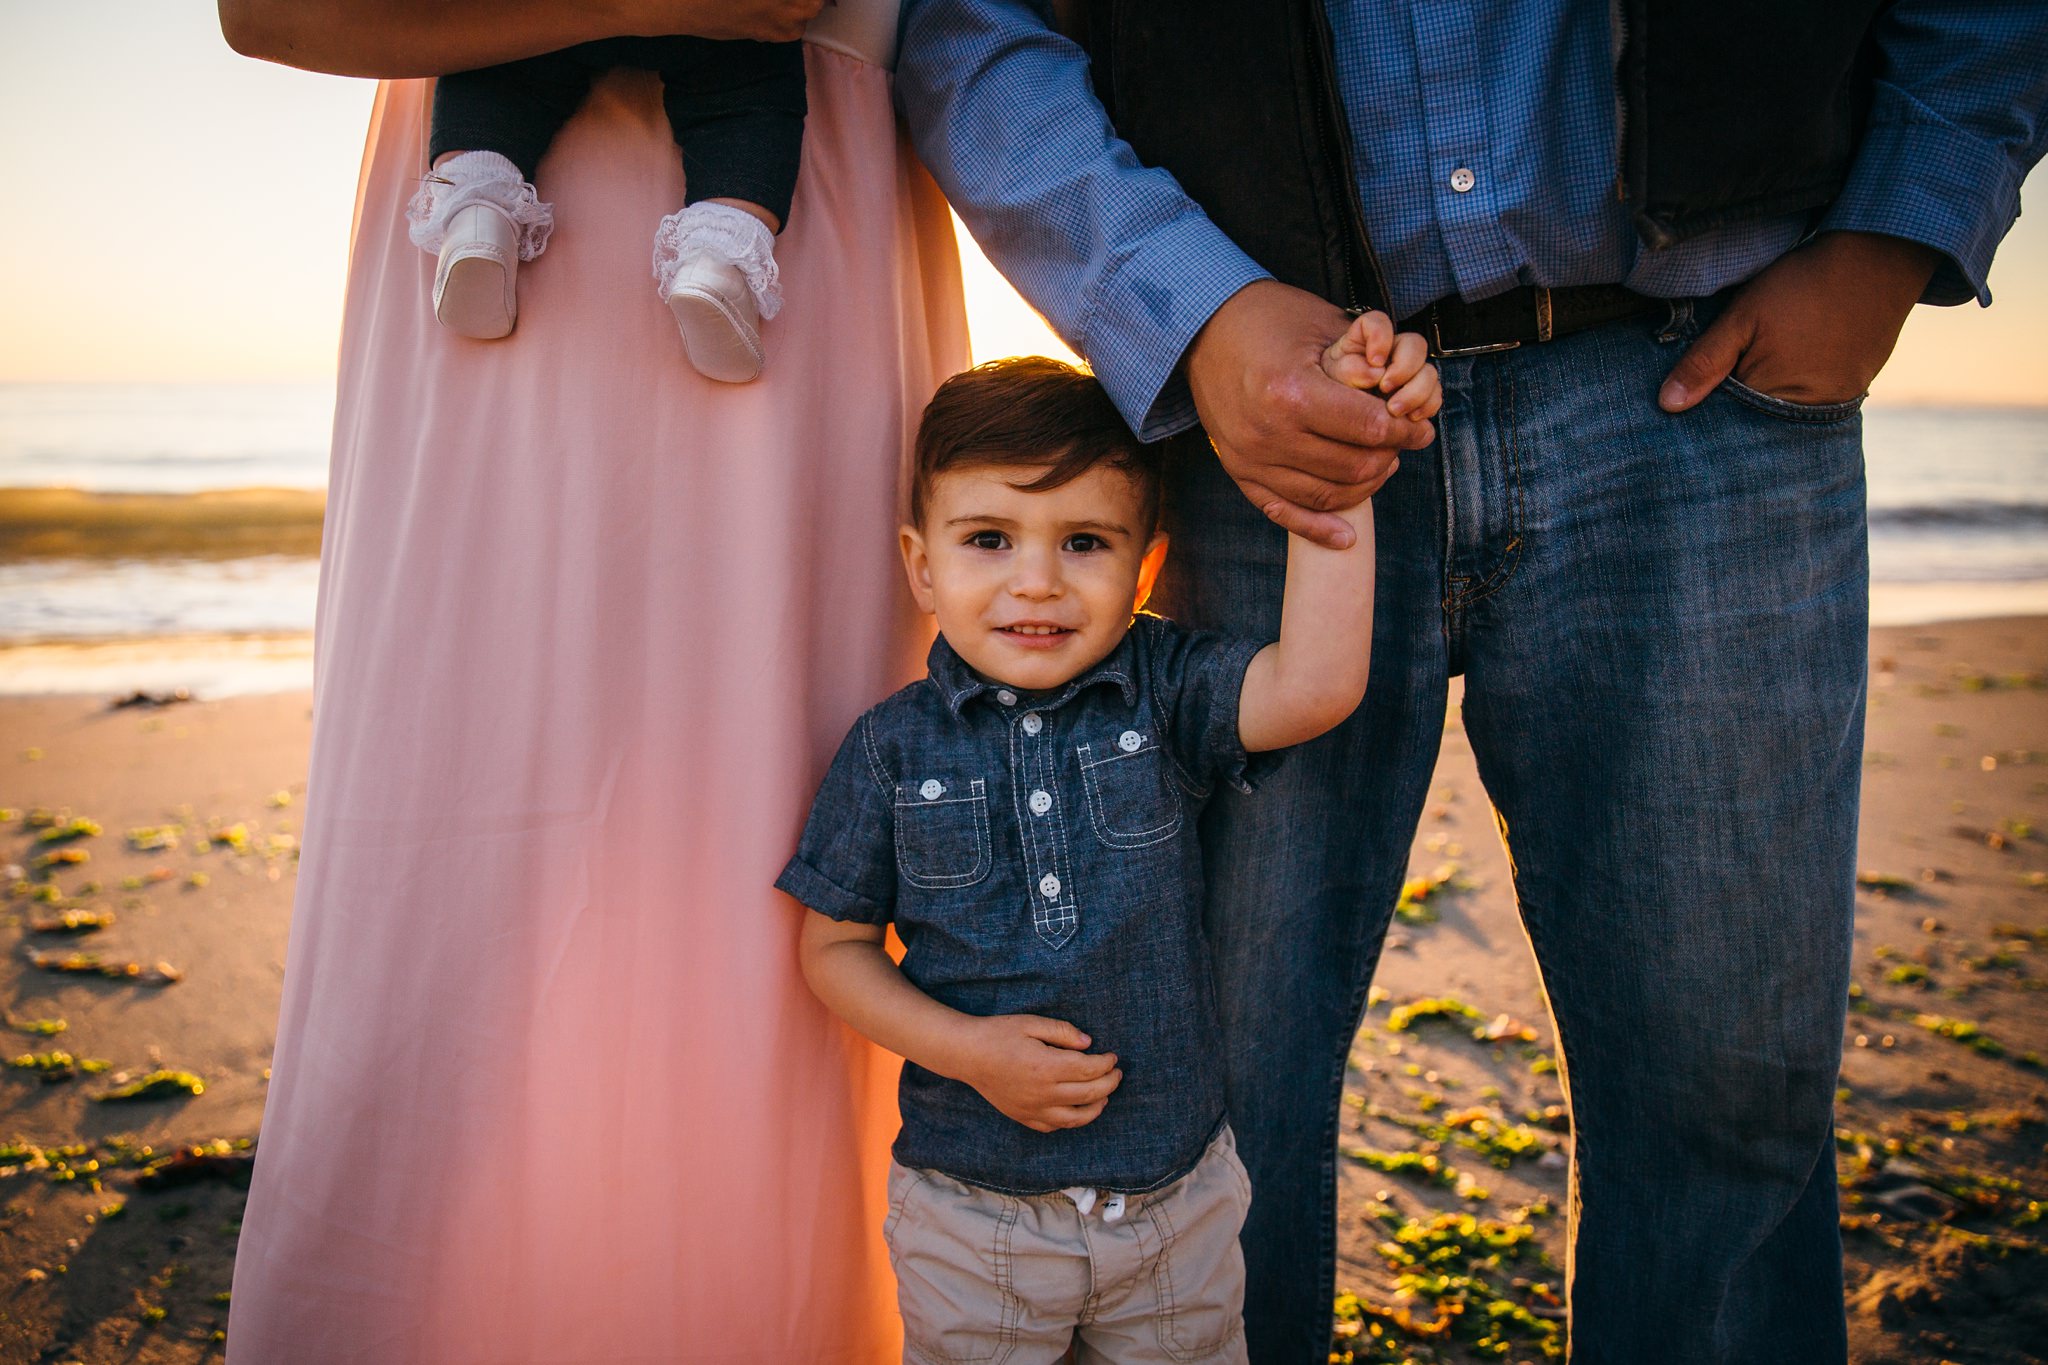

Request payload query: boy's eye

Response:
[965,530,1008,551]
[1063,534,1106,553]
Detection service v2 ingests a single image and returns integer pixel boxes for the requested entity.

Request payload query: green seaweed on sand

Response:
[1386,997,1485,1033]
[8,1050,113,1082]
[134,1138,255,1189]
[125,824,183,852]
[1331,1205,1563,1363]
[1856,871,1916,893]
[34,817,100,845]
[95,1070,205,1102]
[24,950,182,984]
[30,846,88,871]
[6,1016,65,1036]
[1362,1103,1551,1170]
[9,1050,79,1080]
[1886,963,1931,987]
[1395,863,1465,925]
[1340,1147,1490,1201]
[28,907,113,934]
[1911,1013,2043,1067]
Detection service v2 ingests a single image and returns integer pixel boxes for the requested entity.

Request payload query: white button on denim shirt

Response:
[776,614,1272,1195]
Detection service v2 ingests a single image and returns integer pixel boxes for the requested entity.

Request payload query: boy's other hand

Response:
[1322,310,1443,421]
[961,1015,1123,1133]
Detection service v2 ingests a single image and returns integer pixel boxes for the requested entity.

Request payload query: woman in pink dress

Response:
[219,2,966,1358]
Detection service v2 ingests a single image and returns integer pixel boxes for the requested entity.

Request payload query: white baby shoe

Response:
[432,202,520,339]
[405,150,554,341]
[652,203,783,383]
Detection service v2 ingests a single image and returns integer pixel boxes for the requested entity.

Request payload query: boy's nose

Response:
[1009,549,1063,599]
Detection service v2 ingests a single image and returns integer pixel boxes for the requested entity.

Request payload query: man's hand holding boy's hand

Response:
[1322,309,1443,420]
[1186,283,1437,551]
[959,1015,1122,1133]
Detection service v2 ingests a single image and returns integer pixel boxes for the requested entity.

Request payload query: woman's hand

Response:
[220,0,826,78]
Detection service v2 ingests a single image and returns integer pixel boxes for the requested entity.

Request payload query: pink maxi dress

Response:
[228,8,967,1359]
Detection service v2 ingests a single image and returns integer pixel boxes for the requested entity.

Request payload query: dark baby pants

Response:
[428,36,806,229]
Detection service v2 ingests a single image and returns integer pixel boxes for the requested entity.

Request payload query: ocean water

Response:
[0,383,2044,692]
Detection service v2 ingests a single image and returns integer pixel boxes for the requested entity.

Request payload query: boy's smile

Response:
[901,462,1167,693]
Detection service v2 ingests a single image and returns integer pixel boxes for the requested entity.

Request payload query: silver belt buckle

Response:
[1428,298,1526,359]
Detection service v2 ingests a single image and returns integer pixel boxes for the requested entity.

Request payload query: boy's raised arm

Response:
[1235,501,1378,754]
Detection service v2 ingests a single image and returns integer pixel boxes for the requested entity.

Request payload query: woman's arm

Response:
[218,0,824,78]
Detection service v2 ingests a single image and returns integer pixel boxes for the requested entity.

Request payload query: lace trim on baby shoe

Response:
[405,151,554,262]
[651,203,783,320]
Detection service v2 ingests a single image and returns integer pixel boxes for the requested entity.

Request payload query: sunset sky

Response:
[2,0,2042,404]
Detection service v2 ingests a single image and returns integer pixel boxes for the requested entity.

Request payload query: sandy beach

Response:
[0,620,2042,1364]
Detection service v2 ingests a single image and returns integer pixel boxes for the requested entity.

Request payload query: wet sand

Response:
[0,620,2042,1363]
[0,489,325,561]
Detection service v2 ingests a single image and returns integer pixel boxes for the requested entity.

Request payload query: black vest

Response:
[1077,0,1892,314]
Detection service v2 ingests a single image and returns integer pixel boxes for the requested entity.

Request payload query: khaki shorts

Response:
[883,1124,1252,1365]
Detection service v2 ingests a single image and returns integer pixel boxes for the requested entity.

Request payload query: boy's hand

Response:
[959,1015,1123,1133]
[1322,310,1444,421]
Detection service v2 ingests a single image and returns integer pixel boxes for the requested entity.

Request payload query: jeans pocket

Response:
[1718,374,1866,424]
[1078,739,1182,849]
[894,777,992,889]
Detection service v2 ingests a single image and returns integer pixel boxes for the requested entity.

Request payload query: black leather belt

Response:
[1399,283,1673,358]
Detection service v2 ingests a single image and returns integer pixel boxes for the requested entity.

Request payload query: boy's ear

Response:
[899,524,937,615]
[1132,531,1170,613]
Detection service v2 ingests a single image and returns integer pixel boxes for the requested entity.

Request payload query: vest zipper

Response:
[1610,0,1630,202]
[1305,0,1394,317]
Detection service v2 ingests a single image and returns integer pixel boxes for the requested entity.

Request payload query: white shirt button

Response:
[1117,730,1143,753]
[1029,789,1053,816]
[919,779,945,801]
[1021,713,1044,736]
[1450,167,1476,193]
[996,689,1017,706]
[1039,873,1062,899]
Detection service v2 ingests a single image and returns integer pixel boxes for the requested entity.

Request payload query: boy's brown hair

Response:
[910,357,1161,529]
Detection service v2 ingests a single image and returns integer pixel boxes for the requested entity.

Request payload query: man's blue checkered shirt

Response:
[896,0,2048,440]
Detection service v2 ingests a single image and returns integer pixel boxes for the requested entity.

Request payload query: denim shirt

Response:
[777,613,1267,1193]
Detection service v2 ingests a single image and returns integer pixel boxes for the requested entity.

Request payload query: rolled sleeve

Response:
[1820,86,2030,306]
[774,716,898,925]
[1139,616,1271,796]
[896,0,1270,438]
[1816,1,2048,308]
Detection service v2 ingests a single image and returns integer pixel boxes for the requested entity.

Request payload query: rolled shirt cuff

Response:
[1818,86,2027,307]
[1075,216,1273,441]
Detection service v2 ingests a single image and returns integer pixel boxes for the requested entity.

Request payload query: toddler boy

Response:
[777,315,1438,1362]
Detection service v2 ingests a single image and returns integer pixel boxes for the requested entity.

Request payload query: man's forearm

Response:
[896,0,1268,438]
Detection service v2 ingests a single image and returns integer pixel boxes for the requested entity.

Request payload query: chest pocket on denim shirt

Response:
[1078,732,1182,849]
[894,776,992,889]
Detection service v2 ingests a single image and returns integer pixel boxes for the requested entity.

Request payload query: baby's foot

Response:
[404,150,553,341]
[434,202,520,339]
[652,203,783,383]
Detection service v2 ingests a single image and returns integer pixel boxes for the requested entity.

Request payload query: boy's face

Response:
[901,461,1169,693]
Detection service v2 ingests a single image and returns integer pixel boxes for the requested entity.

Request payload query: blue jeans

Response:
[1150,299,1866,1364]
